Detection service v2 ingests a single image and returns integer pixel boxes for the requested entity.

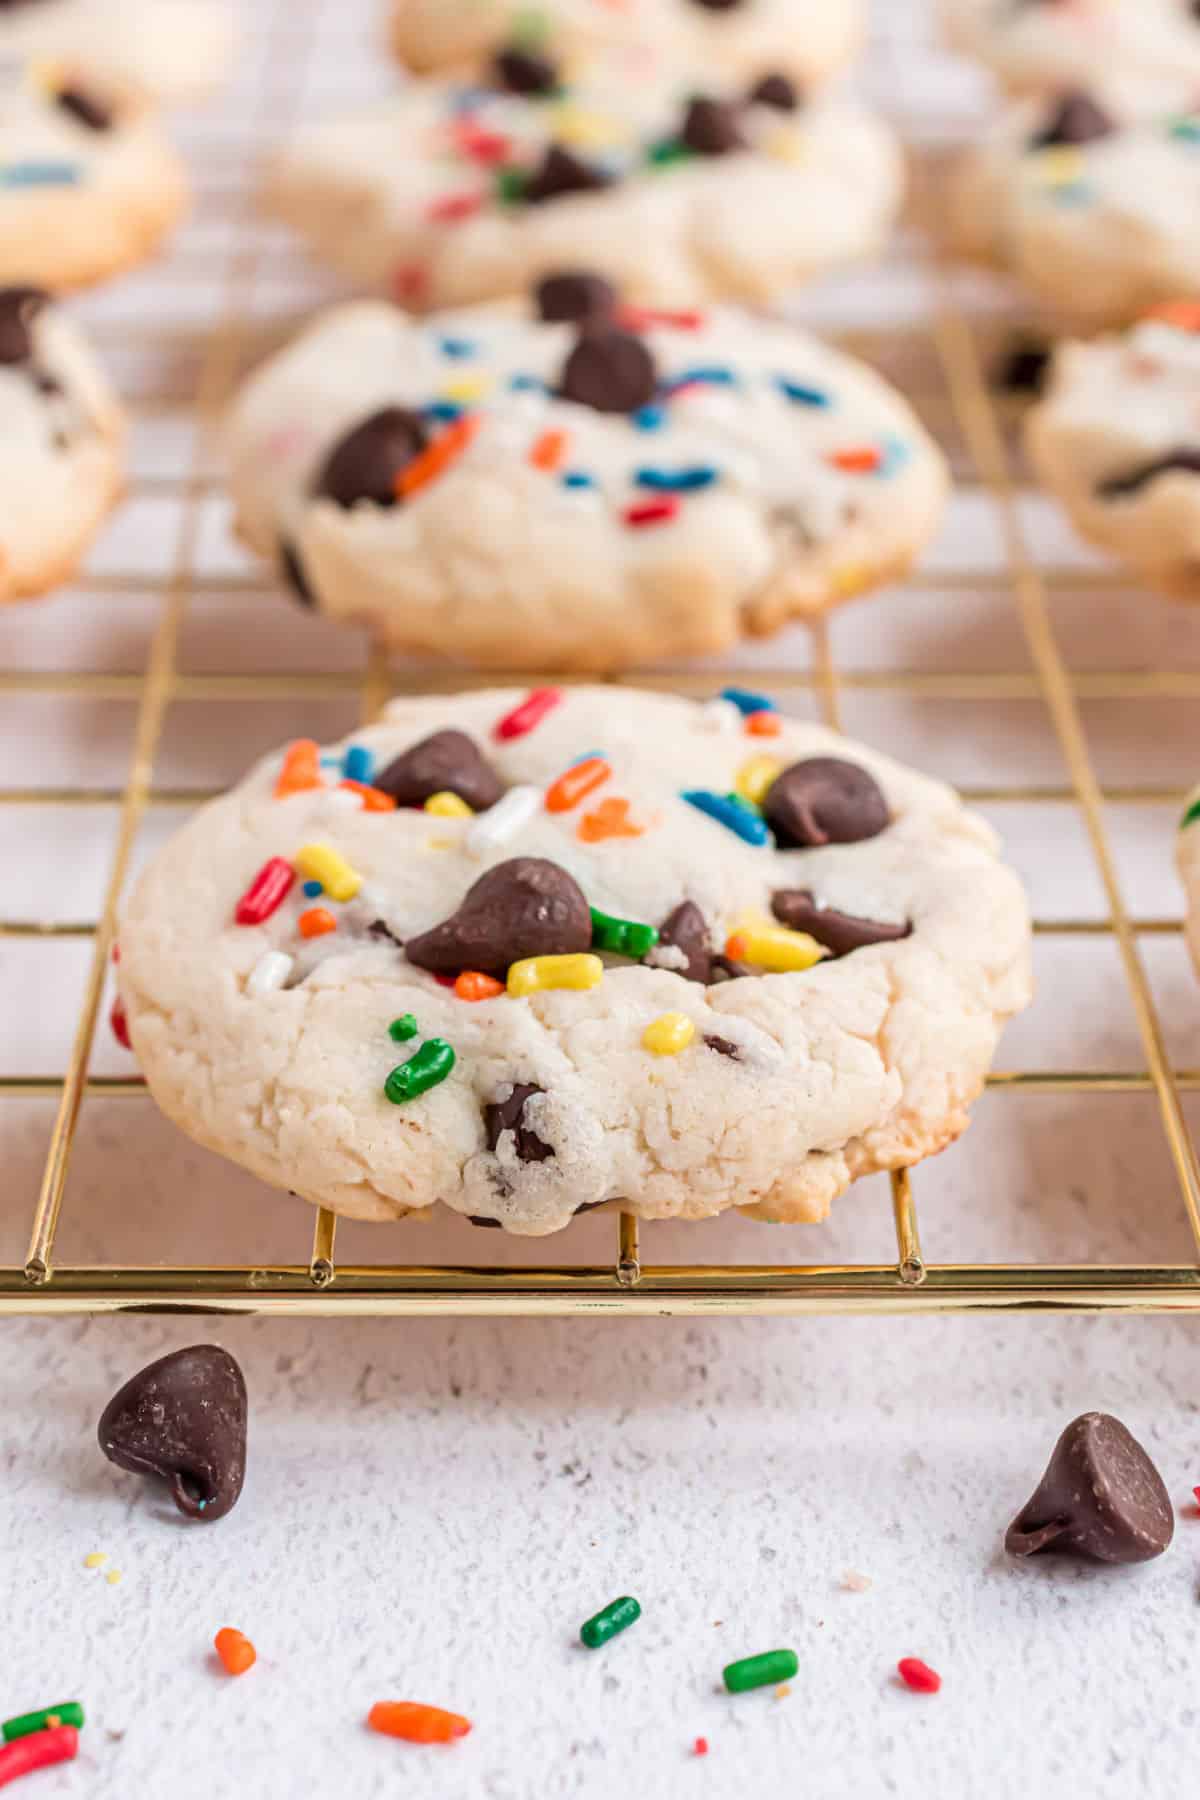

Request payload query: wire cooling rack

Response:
[2,0,1200,1314]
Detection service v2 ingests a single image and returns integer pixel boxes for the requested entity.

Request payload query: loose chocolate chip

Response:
[98,1344,247,1523]
[314,407,428,509]
[468,1214,504,1228]
[655,900,712,984]
[560,327,657,414]
[763,757,890,850]
[57,84,112,131]
[771,889,910,958]
[279,539,315,608]
[680,95,746,156]
[747,72,799,111]
[1029,90,1115,150]
[493,43,558,95]
[535,269,618,325]
[997,339,1050,396]
[1005,1412,1173,1564]
[374,728,503,813]
[704,1034,740,1058]
[0,285,47,365]
[1097,448,1200,499]
[485,1081,554,1162]
[404,857,592,977]
[523,143,614,206]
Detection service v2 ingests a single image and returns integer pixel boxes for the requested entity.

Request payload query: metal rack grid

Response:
[3,0,1200,1315]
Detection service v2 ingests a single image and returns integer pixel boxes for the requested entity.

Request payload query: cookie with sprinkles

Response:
[226,292,947,669]
[264,43,901,306]
[0,285,124,601]
[941,0,1200,107]
[946,90,1200,329]
[389,0,862,98]
[0,59,186,289]
[1026,306,1200,599]
[0,0,234,105]
[116,686,1032,1236]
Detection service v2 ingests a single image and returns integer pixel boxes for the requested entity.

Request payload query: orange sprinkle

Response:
[529,428,569,472]
[745,710,782,738]
[396,415,481,498]
[828,446,882,474]
[725,932,750,961]
[299,906,337,939]
[368,1702,471,1744]
[214,1628,256,1676]
[274,739,322,799]
[1145,299,1200,331]
[340,779,397,812]
[577,796,644,843]
[455,970,505,1002]
[545,756,611,814]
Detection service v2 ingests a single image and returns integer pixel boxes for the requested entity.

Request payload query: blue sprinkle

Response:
[635,465,718,492]
[570,748,604,764]
[561,470,596,489]
[0,161,80,187]
[425,400,464,423]
[879,434,911,478]
[1169,117,1200,141]
[665,366,736,391]
[343,744,375,785]
[319,754,341,768]
[438,335,476,358]
[508,373,545,392]
[450,86,488,114]
[302,879,324,899]
[776,377,831,408]
[632,405,666,431]
[1050,182,1093,207]
[720,685,777,716]
[681,790,771,846]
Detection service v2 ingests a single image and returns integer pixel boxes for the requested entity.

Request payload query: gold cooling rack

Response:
[4,1,1200,1313]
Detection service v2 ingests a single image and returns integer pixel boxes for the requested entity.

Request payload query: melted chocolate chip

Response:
[374,728,502,813]
[747,72,799,111]
[98,1345,247,1523]
[523,143,614,205]
[404,857,592,977]
[279,539,314,608]
[704,1034,740,1058]
[1005,1412,1173,1564]
[493,43,558,95]
[0,286,47,365]
[998,338,1050,396]
[1029,90,1115,150]
[680,95,746,156]
[560,327,657,414]
[771,889,910,958]
[314,407,428,509]
[535,269,618,325]
[1096,448,1200,498]
[57,84,112,131]
[485,1082,554,1162]
[764,758,890,850]
[655,900,712,984]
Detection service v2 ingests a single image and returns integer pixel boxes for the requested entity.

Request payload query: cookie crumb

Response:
[841,1569,872,1593]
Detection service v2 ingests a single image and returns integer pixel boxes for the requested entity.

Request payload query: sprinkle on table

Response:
[235,857,295,926]
[493,687,563,741]
[0,1726,79,1785]
[368,1702,471,1744]
[681,790,770,847]
[2,1704,84,1744]
[693,1737,709,1757]
[385,1038,457,1104]
[507,953,603,996]
[722,1649,799,1694]
[580,1595,641,1649]
[545,756,611,813]
[83,1553,107,1570]
[214,1629,257,1677]
[643,1012,696,1055]
[897,1657,941,1694]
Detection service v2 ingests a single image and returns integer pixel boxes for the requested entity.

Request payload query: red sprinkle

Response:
[617,304,705,331]
[235,856,295,926]
[493,687,563,741]
[455,123,511,165]
[828,445,883,474]
[897,1657,941,1694]
[109,996,131,1050]
[1192,1485,1200,1506]
[427,190,484,223]
[0,1726,79,1787]
[391,262,429,305]
[623,496,680,529]
[433,973,458,988]
[693,1736,709,1757]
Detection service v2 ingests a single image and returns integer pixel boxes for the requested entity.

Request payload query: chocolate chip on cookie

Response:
[680,96,746,156]
[655,900,713,984]
[560,327,657,414]
[493,43,558,96]
[56,84,114,132]
[704,1034,741,1058]
[485,1082,554,1162]
[404,857,592,976]
[764,758,890,849]
[1029,90,1115,150]
[771,889,910,957]
[315,406,428,508]
[1096,447,1200,498]
[279,539,315,608]
[0,286,47,364]
[1005,1413,1173,1563]
[98,1344,247,1523]
[523,143,614,206]
[535,270,618,326]
[374,728,503,812]
[747,72,800,112]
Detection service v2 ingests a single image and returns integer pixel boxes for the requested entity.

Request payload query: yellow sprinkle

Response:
[106,1570,122,1586]
[425,836,456,852]
[507,953,604,997]
[424,790,474,818]
[441,374,489,403]
[765,127,807,164]
[642,1011,696,1056]
[1030,146,1084,187]
[735,755,782,808]
[727,924,824,973]
[548,106,626,151]
[84,1552,108,1569]
[293,842,362,902]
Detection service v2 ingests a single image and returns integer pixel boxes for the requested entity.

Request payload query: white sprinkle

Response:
[645,942,688,972]
[697,698,741,735]
[466,784,542,857]
[323,787,361,813]
[841,1569,872,1593]
[246,951,293,995]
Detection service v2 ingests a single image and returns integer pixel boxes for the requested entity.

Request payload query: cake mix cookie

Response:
[1026,305,1200,598]
[941,0,1200,105]
[0,0,234,105]
[0,59,187,289]
[227,292,947,668]
[265,44,902,306]
[0,284,123,601]
[948,91,1200,328]
[389,0,863,96]
[116,686,1032,1235]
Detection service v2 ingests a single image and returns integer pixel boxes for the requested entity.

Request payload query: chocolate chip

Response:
[468,1214,503,1228]
[655,900,712,984]
[493,43,558,95]
[57,84,112,131]
[368,918,402,945]
[98,1345,247,1523]
[704,1034,740,1058]
[314,407,428,509]
[1097,448,1200,499]
[709,955,754,982]
[279,539,314,608]
[1029,90,1115,150]
[560,327,657,414]
[404,857,591,977]
[1005,1412,1173,1564]
[374,728,503,813]
[689,0,744,10]
[485,1082,554,1162]
[747,72,799,111]
[535,269,618,325]
[0,286,47,365]
[680,95,746,156]
[523,143,614,206]
[763,757,890,849]
[771,889,910,957]
[33,370,61,395]
[997,338,1050,395]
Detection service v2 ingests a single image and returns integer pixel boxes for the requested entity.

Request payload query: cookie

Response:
[1178,786,1200,979]
[1025,306,1200,599]
[265,45,902,307]
[941,0,1200,106]
[389,0,863,96]
[947,91,1200,329]
[116,686,1032,1236]
[0,285,123,601]
[0,0,234,105]
[0,60,187,289]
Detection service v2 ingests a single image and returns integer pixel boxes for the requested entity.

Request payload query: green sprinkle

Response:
[3,1703,85,1742]
[722,1649,798,1693]
[385,1038,456,1104]
[580,1595,641,1649]
[1180,794,1200,830]
[389,1014,419,1043]
[589,906,659,959]
[646,138,689,167]
[494,166,528,204]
